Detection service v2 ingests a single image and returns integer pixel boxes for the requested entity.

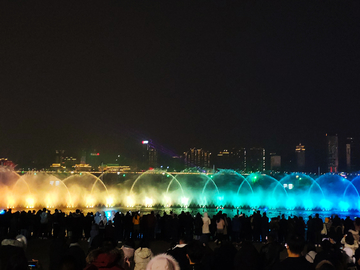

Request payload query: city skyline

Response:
[1,1,359,169]
[2,133,360,174]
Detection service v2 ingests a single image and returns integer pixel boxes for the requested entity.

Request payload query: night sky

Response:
[1,1,360,166]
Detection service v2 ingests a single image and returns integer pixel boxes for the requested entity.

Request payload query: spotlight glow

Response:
[181,197,189,206]
[86,196,95,208]
[106,197,114,207]
[127,196,134,207]
[144,197,153,207]
[26,197,34,208]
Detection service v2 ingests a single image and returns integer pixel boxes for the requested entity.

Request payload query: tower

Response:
[326,134,338,173]
[270,153,281,170]
[141,140,158,169]
[346,137,358,172]
[184,148,211,168]
[295,143,305,171]
[246,147,266,172]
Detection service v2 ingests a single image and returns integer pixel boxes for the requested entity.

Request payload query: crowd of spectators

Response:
[1,208,360,270]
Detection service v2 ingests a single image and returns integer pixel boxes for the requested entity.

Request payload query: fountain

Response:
[1,167,360,214]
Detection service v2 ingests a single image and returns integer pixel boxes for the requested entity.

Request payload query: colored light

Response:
[339,201,350,212]
[320,199,332,211]
[304,199,313,210]
[142,140,149,144]
[145,197,153,206]
[286,198,296,210]
[181,197,189,206]
[106,197,114,207]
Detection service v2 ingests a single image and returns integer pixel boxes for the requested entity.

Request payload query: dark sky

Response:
[1,0,360,165]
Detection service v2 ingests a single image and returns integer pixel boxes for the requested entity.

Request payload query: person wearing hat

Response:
[145,254,180,270]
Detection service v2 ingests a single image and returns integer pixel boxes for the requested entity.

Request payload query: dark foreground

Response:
[25,238,288,270]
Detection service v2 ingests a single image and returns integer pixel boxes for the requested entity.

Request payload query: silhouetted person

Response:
[167,237,189,270]
[233,241,261,270]
[260,233,284,270]
[64,236,86,270]
[275,234,313,270]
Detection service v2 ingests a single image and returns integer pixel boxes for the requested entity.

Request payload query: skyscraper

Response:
[295,143,305,171]
[140,140,158,169]
[215,148,246,170]
[326,134,338,173]
[184,148,211,168]
[346,137,358,172]
[246,147,266,172]
[270,153,281,170]
[148,147,158,168]
[55,150,65,164]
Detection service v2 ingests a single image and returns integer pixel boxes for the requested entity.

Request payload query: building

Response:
[101,165,131,172]
[140,140,158,169]
[346,137,358,172]
[295,143,305,171]
[63,157,77,170]
[184,148,211,168]
[215,148,246,170]
[245,147,266,172]
[74,164,92,172]
[80,150,86,164]
[55,150,65,164]
[50,163,62,171]
[0,158,16,169]
[148,147,158,168]
[88,151,101,171]
[326,134,338,173]
[270,153,281,170]
[216,149,230,168]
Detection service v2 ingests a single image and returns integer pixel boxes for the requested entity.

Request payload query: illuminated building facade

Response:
[295,143,305,171]
[55,150,65,164]
[102,165,131,172]
[270,153,281,170]
[88,151,101,171]
[184,148,211,168]
[215,148,246,170]
[63,157,77,170]
[326,134,338,173]
[346,137,358,172]
[140,140,158,169]
[0,158,16,169]
[246,147,265,172]
[74,164,92,172]
[148,147,158,168]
